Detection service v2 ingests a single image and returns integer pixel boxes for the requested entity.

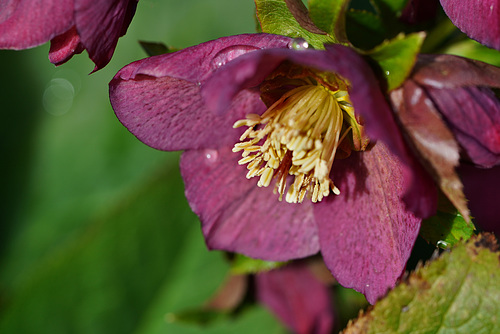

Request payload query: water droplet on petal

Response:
[437,240,449,249]
[211,45,260,71]
[204,149,219,163]
[289,38,309,50]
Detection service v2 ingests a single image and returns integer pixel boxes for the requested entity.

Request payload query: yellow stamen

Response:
[233,83,355,203]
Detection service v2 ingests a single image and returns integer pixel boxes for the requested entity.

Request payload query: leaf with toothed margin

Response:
[254,0,337,49]
[342,233,500,333]
[231,253,288,274]
[367,32,426,91]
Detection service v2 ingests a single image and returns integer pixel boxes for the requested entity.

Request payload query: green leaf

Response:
[308,0,350,43]
[343,233,500,333]
[139,41,171,56]
[369,0,407,17]
[255,0,337,49]
[420,211,475,250]
[231,254,288,274]
[345,9,386,49]
[443,39,500,67]
[367,32,426,91]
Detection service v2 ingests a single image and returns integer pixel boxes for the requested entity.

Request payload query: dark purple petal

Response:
[74,0,138,71]
[440,0,500,50]
[49,26,84,66]
[425,86,500,167]
[180,147,320,261]
[459,164,500,235]
[256,262,334,334]
[400,0,440,24]
[413,54,500,89]
[203,44,437,218]
[0,0,74,49]
[314,143,421,304]
[110,76,265,151]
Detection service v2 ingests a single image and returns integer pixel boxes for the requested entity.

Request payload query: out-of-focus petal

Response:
[391,81,469,221]
[256,262,333,334]
[180,147,320,261]
[75,0,138,71]
[110,75,265,150]
[203,44,437,218]
[400,0,440,24]
[459,164,500,235]
[413,55,500,89]
[440,0,500,51]
[49,26,84,65]
[426,86,500,168]
[314,143,421,304]
[0,0,74,49]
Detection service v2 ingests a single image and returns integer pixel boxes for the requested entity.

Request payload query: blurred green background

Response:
[0,1,287,333]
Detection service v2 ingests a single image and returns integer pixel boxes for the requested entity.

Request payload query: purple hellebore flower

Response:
[256,262,333,334]
[440,0,500,51]
[0,0,138,71]
[109,33,438,303]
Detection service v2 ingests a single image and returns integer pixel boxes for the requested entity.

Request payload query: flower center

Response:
[233,82,356,203]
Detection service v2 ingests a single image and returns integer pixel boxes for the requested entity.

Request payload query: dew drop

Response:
[43,78,75,116]
[385,70,390,76]
[204,149,219,163]
[437,240,449,249]
[211,45,260,70]
[289,38,309,50]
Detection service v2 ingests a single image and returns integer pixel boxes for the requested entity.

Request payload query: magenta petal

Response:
[0,0,74,49]
[426,86,500,167]
[49,26,84,66]
[256,263,334,334]
[110,76,265,151]
[112,34,292,83]
[74,0,138,71]
[314,144,421,304]
[440,0,500,50]
[180,147,320,261]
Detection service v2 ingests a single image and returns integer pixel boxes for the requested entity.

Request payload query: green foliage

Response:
[421,210,475,250]
[369,0,407,16]
[308,0,350,42]
[139,41,171,56]
[443,40,500,67]
[366,32,426,91]
[346,9,386,49]
[231,254,288,274]
[254,0,337,48]
[343,234,500,333]
[0,163,229,334]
